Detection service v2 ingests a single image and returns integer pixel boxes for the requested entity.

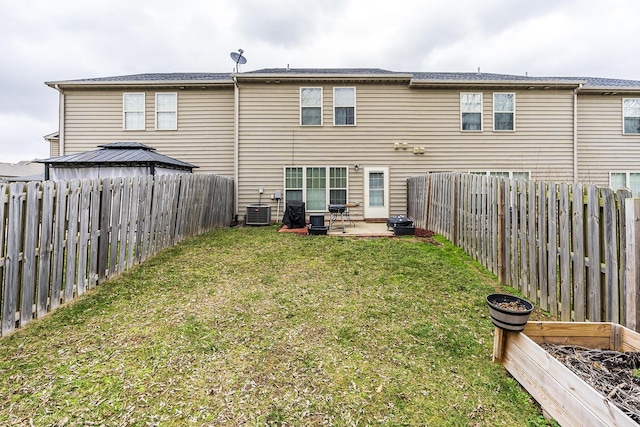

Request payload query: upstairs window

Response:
[494,93,515,131]
[334,87,355,126]
[156,93,177,130]
[461,93,482,131]
[123,93,145,130]
[623,98,640,134]
[300,87,322,126]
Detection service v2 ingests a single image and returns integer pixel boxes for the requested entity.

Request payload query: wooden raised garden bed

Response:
[493,321,640,427]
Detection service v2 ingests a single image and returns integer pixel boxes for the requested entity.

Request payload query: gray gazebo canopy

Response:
[37,142,197,180]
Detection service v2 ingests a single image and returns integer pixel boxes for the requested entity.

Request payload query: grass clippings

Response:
[0,226,555,426]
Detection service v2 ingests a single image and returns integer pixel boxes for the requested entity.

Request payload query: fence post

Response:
[625,198,640,331]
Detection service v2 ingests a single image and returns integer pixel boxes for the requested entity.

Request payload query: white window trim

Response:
[333,87,356,126]
[460,92,483,132]
[155,92,178,131]
[493,92,515,132]
[283,166,350,212]
[123,92,145,130]
[300,87,323,126]
[622,98,640,135]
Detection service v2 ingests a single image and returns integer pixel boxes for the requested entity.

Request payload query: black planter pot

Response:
[486,294,534,332]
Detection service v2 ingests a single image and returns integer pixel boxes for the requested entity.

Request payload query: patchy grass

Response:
[0,226,556,426]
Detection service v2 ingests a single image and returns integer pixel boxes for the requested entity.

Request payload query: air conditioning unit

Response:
[245,204,271,226]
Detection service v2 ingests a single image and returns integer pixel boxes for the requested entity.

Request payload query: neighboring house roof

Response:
[36,142,198,169]
[0,161,44,179]
[45,69,640,92]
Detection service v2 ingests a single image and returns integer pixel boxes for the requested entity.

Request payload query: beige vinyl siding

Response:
[237,83,576,220]
[62,88,235,176]
[577,94,640,186]
[50,141,59,157]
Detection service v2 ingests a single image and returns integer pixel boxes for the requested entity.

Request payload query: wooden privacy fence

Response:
[0,173,234,337]
[407,173,640,331]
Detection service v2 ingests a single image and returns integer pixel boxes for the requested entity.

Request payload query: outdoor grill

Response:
[328,204,346,213]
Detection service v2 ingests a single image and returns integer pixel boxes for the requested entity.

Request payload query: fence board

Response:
[0,185,6,325]
[602,188,618,322]
[558,183,571,321]
[502,180,511,286]
[108,177,122,279]
[509,180,518,289]
[88,179,101,289]
[519,180,528,297]
[480,176,488,269]
[98,178,111,284]
[547,183,558,317]
[572,184,585,322]
[491,177,499,274]
[118,177,131,275]
[76,179,91,296]
[127,177,140,269]
[618,190,632,325]
[64,180,81,303]
[51,181,67,310]
[528,180,537,303]
[37,181,55,317]
[625,199,640,331]
[586,185,600,321]
[3,183,24,335]
[140,176,154,263]
[20,181,40,326]
[537,181,548,311]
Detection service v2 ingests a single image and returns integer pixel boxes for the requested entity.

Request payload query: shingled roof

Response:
[45,69,640,90]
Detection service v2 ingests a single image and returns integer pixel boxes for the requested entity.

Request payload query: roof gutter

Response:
[45,80,235,90]
[408,79,586,89]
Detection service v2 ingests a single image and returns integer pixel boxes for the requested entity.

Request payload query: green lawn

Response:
[0,226,555,426]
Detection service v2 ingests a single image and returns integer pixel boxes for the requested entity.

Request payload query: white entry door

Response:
[364,167,389,219]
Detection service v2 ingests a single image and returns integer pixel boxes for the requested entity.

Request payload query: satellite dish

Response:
[230,49,247,72]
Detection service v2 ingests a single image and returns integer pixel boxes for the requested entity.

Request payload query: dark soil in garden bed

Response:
[542,344,640,423]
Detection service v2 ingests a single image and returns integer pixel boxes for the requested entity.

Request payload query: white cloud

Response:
[1,0,640,162]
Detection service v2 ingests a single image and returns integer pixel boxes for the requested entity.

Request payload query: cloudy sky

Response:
[1,0,639,163]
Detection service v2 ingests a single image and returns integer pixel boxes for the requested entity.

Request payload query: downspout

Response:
[573,84,582,183]
[54,84,65,156]
[233,76,239,217]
